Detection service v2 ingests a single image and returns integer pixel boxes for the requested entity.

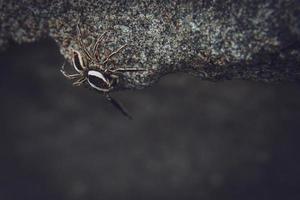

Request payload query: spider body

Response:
[61,25,145,119]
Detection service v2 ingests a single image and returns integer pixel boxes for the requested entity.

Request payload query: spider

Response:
[61,24,145,119]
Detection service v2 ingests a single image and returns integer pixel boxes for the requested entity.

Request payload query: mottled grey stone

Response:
[1,0,300,90]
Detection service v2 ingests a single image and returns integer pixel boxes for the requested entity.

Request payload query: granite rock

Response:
[1,0,300,90]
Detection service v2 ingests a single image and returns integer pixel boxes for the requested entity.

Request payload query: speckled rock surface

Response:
[1,0,300,90]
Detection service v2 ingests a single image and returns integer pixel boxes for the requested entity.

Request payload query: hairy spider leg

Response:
[112,68,147,72]
[60,62,82,79]
[105,93,132,119]
[102,44,127,65]
[93,31,108,62]
[73,77,87,86]
[76,24,96,63]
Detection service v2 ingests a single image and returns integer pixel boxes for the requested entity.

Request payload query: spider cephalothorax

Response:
[61,24,145,118]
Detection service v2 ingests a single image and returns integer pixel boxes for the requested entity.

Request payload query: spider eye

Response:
[72,50,85,72]
[87,70,110,92]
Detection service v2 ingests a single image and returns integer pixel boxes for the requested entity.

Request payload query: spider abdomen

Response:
[87,70,111,92]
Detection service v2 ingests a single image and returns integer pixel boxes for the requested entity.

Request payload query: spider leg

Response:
[76,24,96,62]
[60,62,82,80]
[93,31,108,61]
[112,68,147,72]
[73,77,87,86]
[103,44,127,65]
[105,93,132,119]
[61,72,82,80]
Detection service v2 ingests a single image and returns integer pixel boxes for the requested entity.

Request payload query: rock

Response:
[1,0,300,90]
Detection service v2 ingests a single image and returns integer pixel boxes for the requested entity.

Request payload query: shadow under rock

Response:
[0,39,300,200]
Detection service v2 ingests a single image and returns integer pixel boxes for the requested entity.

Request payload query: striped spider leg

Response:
[60,24,147,119]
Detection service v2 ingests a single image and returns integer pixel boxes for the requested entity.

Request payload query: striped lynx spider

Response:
[61,25,145,118]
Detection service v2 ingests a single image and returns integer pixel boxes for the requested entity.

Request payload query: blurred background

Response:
[0,39,300,200]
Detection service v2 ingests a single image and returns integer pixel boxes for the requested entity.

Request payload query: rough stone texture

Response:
[1,0,300,90]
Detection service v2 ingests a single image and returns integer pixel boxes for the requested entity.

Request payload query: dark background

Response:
[0,39,300,200]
